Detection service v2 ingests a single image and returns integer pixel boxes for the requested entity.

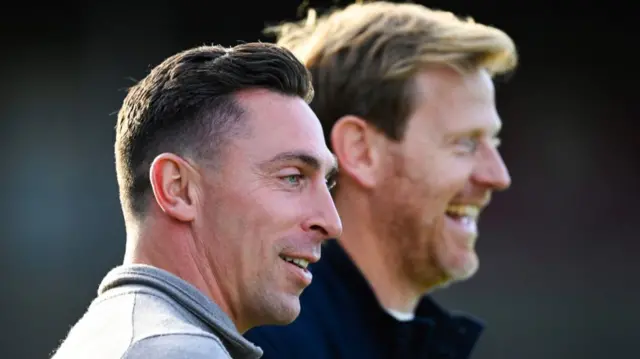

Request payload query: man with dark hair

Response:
[246,2,518,359]
[51,43,341,359]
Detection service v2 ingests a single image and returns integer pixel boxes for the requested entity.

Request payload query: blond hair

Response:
[266,1,518,142]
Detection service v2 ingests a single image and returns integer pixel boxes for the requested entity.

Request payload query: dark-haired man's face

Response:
[195,89,341,331]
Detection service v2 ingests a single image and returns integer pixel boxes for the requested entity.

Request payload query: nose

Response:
[472,145,511,191]
[302,184,343,240]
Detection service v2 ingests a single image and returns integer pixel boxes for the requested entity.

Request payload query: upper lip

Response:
[447,203,483,209]
[448,198,491,210]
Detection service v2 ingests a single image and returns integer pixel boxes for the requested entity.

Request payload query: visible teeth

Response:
[282,256,309,269]
[293,258,309,269]
[446,205,479,218]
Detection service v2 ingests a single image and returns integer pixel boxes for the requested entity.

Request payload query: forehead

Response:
[409,67,501,134]
[232,89,334,167]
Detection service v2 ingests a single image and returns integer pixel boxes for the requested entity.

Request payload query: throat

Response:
[339,237,422,314]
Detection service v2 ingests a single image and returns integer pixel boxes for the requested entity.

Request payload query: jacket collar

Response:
[99,264,263,359]
[321,239,484,359]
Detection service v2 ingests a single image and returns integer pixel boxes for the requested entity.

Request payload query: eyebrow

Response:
[262,151,338,177]
[473,127,501,138]
[453,123,503,139]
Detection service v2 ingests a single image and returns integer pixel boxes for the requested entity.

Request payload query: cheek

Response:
[425,170,472,213]
[403,147,471,198]
[406,173,460,223]
[212,188,306,253]
[200,186,268,258]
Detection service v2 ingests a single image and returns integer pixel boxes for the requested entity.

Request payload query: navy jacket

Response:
[245,240,485,359]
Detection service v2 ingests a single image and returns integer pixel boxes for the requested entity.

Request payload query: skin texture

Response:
[332,67,511,312]
[126,89,342,333]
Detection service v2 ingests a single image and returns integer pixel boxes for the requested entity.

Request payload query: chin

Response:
[266,295,301,326]
[441,249,479,283]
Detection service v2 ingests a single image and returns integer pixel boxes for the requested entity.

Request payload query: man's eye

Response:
[458,138,479,153]
[282,174,304,186]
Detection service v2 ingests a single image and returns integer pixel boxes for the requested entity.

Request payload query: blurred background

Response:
[1,1,638,358]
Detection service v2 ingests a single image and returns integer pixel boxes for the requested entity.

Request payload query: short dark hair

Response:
[115,43,314,219]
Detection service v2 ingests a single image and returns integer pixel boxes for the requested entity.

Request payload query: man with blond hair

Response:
[245,2,518,358]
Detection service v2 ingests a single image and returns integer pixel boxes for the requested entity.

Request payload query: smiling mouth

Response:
[445,204,480,221]
[445,204,480,237]
[280,255,310,270]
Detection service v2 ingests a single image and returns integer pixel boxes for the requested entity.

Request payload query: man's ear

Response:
[149,153,198,222]
[330,115,386,189]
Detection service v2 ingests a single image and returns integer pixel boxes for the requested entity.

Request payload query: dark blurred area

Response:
[1,1,637,358]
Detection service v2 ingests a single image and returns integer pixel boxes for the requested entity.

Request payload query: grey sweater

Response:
[51,264,263,359]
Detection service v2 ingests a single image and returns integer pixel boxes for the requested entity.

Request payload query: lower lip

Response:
[282,259,313,287]
[445,215,478,243]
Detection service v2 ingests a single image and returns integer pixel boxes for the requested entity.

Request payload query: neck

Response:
[122,212,245,332]
[334,189,425,314]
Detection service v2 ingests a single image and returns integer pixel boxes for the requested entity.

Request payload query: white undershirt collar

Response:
[384,307,415,321]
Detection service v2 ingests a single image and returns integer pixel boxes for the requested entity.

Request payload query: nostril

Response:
[309,224,328,236]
